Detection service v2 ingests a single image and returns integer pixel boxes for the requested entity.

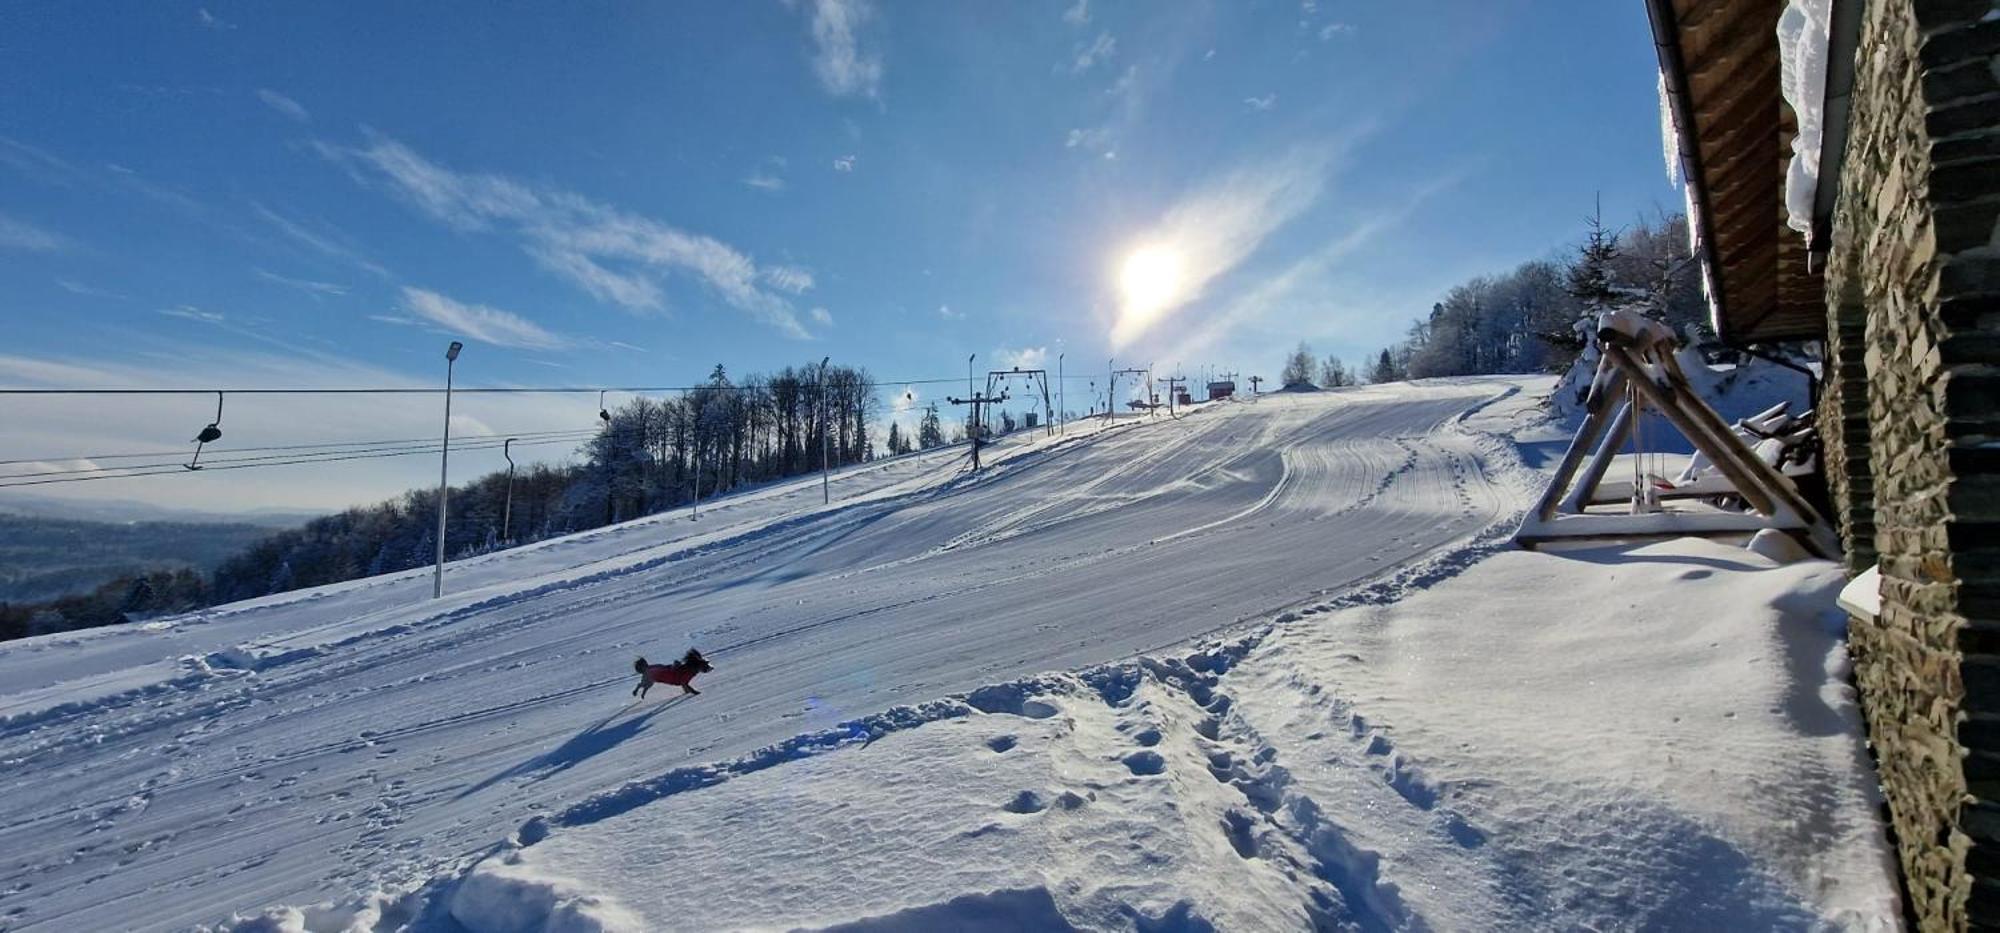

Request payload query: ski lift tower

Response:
[947,387,1009,471]
[1110,366,1149,419]
[984,367,1055,437]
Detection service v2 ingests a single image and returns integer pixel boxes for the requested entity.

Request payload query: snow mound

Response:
[449,858,645,933]
[808,887,1075,932]
[1747,527,1814,564]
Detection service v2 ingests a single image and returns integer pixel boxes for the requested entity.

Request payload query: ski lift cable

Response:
[0,427,598,467]
[2,428,600,475]
[0,430,602,481]
[0,433,593,489]
[0,374,1120,398]
[2,430,599,480]
[1,377,956,397]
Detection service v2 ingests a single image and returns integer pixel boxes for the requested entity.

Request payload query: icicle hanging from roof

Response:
[1777,0,1833,235]
[1657,68,1681,188]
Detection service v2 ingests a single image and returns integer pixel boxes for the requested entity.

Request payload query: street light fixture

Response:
[433,340,462,599]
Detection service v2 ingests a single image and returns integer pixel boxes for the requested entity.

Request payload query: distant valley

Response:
[0,512,292,603]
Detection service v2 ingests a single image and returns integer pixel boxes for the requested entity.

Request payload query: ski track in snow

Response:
[0,377,1540,932]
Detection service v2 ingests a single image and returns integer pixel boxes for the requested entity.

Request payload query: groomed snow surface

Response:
[0,376,1898,931]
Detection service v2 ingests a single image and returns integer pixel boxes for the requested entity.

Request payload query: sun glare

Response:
[1119,245,1185,313]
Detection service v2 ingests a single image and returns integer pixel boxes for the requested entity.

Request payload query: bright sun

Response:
[1119,245,1184,313]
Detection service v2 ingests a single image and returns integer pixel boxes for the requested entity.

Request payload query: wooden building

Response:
[1649,0,2000,927]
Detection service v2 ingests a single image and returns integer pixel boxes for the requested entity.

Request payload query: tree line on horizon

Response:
[1281,210,1707,388]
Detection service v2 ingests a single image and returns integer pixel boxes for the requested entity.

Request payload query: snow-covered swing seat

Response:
[1514,310,1840,557]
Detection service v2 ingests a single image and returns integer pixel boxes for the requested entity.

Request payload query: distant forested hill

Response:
[0,514,278,603]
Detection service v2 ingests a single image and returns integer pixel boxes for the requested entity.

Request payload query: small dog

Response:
[632,649,712,698]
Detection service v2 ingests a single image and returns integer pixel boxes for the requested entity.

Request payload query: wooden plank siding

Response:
[1650,0,1829,343]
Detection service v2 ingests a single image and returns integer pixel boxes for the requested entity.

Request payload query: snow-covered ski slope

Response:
[0,377,1541,931]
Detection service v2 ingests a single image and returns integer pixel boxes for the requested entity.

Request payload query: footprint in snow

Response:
[1442,811,1487,848]
[1003,790,1047,814]
[1123,751,1167,776]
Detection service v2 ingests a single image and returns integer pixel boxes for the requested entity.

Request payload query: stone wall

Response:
[1824,274,1877,574]
[1826,0,2000,928]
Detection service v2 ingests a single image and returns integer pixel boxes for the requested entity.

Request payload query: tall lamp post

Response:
[1057,353,1065,434]
[501,436,517,545]
[433,340,462,599]
[819,355,832,504]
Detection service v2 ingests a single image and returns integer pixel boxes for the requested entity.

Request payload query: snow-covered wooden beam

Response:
[1516,310,1839,557]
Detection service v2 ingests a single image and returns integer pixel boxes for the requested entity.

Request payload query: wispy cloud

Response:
[762,264,815,294]
[810,307,834,327]
[1070,32,1117,73]
[743,155,787,192]
[249,201,391,278]
[832,154,857,172]
[608,340,649,353]
[994,346,1048,371]
[1065,126,1114,158]
[0,136,208,221]
[1319,22,1354,40]
[256,269,348,297]
[1107,66,1138,97]
[159,305,226,324]
[802,0,884,99]
[255,89,310,123]
[0,136,75,187]
[322,133,813,338]
[0,212,71,252]
[938,304,963,320]
[399,286,568,350]
[1244,93,1278,112]
[1111,147,1339,347]
[1156,167,1472,367]
[57,279,129,300]
[196,7,235,30]
[1062,0,1090,26]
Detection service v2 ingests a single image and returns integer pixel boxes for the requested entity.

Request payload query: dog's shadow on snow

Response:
[455,699,684,801]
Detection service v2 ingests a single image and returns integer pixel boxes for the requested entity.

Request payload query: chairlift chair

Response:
[185,392,224,470]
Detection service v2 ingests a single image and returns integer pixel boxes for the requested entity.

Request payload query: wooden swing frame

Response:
[1514,311,1838,557]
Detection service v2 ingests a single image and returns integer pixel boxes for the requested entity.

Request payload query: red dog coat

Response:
[645,663,695,686]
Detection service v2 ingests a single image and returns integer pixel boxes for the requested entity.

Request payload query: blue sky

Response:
[0,1,1679,512]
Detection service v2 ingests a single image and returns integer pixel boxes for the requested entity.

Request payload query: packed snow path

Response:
[0,378,1533,931]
